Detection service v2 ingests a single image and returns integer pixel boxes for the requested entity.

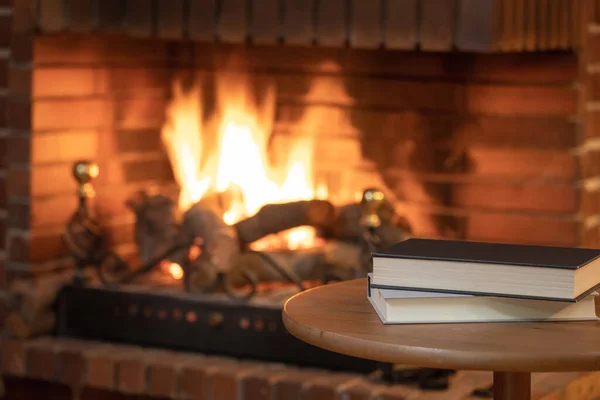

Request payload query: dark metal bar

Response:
[55,284,379,373]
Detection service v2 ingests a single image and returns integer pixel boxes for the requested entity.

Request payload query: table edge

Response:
[282,281,600,373]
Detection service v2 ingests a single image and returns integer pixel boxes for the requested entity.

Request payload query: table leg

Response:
[493,371,531,400]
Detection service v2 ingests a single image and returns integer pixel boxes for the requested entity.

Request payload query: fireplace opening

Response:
[1,0,595,397]
[25,30,577,371]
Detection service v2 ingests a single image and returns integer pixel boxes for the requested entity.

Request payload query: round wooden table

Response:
[282,279,600,400]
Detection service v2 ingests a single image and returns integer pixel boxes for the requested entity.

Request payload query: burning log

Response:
[195,190,236,217]
[234,200,336,246]
[3,271,73,339]
[180,202,241,272]
[227,249,324,288]
[126,191,180,266]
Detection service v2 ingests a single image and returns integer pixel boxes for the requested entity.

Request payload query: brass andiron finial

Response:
[360,188,384,230]
[66,160,103,285]
[359,187,385,258]
[73,160,99,204]
[355,188,386,275]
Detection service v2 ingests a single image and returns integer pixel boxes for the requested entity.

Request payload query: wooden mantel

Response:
[36,0,580,53]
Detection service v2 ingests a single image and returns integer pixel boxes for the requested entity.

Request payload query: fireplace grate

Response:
[54,284,379,373]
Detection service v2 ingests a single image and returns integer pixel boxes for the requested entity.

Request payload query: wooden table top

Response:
[282,279,600,373]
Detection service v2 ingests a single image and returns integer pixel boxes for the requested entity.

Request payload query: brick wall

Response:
[19,33,586,277]
[1,337,599,400]
[0,0,10,289]
[17,34,181,279]
[579,0,600,249]
[0,3,594,279]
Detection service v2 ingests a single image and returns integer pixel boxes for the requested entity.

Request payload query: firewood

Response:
[227,249,325,288]
[126,191,180,266]
[5,310,55,339]
[195,190,236,217]
[180,202,241,273]
[234,200,336,246]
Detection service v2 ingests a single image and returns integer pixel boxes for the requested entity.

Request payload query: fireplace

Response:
[1,0,600,399]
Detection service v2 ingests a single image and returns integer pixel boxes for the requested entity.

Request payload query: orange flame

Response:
[161,73,324,252]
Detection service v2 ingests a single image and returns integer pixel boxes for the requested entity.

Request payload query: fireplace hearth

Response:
[1,0,600,399]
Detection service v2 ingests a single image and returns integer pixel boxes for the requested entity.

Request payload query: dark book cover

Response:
[372,238,600,270]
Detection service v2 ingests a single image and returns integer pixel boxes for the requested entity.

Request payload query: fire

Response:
[161,73,324,250]
[168,262,184,280]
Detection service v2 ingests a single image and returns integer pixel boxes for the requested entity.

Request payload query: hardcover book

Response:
[367,275,600,324]
[371,238,600,301]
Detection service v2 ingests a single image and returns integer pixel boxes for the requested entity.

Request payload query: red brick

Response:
[1,339,26,376]
[583,150,600,178]
[581,190,600,216]
[180,357,237,400]
[587,32,600,66]
[452,182,577,214]
[180,364,210,399]
[465,85,577,117]
[5,99,31,130]
[33,98,110,130]
[33,68,105,97]
[589,74,600,103]
[59,347,85,387]
[9,66,32,97]
[583,226,600,248]
[208,364,267,400]
[464,149,577,181]
[6,168,29,197]
[34,35,169,65]
[30,164,73,197]
[27,341,58,381]
[0,136,5,169]
[84,347,117,390]
[147,362,178,398]
[7,201,30,230]
[242,368,291,400]
[584,110,600,138]
[7,233,29,263]
[0,14,10,48]
[273,370,326,400]
[466,212,579,247]
[0,258,7,290]
[0,177,5,211]
[302,373,362,400]
[29,232,66,263]
[10,32,33,63]
[5,135,30,165]
[0,95,6,127]
[0,216,6,250]
[31,194,77,228]
[10,0,36,35]
[0,59,7,89]
[116,356,147,394]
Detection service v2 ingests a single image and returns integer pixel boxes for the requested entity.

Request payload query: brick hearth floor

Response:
[0,337,599,399]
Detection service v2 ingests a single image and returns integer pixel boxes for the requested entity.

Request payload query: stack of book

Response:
[367,238,600,324]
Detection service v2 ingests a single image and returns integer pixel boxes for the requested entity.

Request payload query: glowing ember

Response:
[161,261,184,280]
[161,74,323,250]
